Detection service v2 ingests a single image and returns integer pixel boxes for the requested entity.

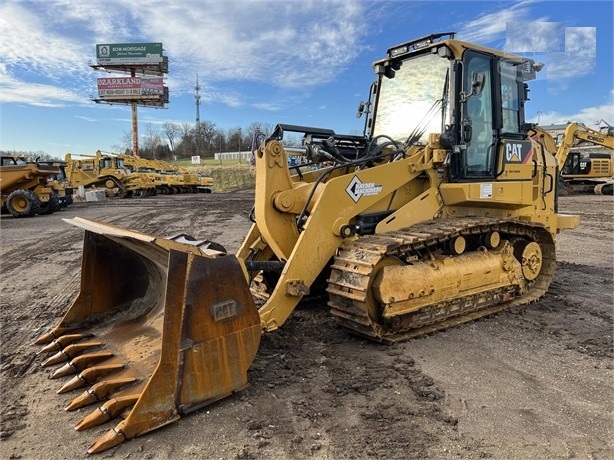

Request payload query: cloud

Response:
[74,115,97,122]
[0,2,91,80]
[146,0,367,91]
[252,102,284,111]
[546,27,596,80]
[531,97,614,127]
[457,5,598,84]
[506,21,565,52]
[0,70,87,107]
[457,1,547,46]
[0,0,368,107]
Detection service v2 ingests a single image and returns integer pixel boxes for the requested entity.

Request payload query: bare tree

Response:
[194,121,218,157]
[142,124,164,159]
[0,150,59,162]
[162,122,180,152]
[175,122,194,158]
[247,121,275,139]
[227,127,243,152]
[111,130,133,154]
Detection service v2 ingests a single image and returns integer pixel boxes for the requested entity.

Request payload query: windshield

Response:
[373,52,451,144]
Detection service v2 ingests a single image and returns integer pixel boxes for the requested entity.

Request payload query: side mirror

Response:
[356,101,365,119]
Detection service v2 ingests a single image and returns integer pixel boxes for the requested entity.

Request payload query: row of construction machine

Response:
[113,154,214,194]
[0,156,72,217]
[64,151,158,198]
[533,122,614,195]
[36,32,581,454]
[64,151,215,198]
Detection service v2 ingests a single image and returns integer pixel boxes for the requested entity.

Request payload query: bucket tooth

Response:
[41,350,70,367]
[50,351,115,379]
[65,377,139,411]
[41,341,103,367]
[75,395,140,431]
[87,426,127,454]
[35,327,78,345]
[38,333,94,354]
[58,363,124,394]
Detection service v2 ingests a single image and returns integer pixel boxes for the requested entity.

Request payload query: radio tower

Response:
[195,74,201,124]
[195,74,201,155]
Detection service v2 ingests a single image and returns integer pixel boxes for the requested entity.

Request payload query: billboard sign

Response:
[140,77,164,95]
[96,42,163,64]
[97,77,164,98]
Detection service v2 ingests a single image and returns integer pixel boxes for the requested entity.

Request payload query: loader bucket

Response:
[35,218,261,454]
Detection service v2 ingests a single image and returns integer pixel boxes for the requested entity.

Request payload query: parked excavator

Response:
[555,122,613,195]
[36,33,580,454]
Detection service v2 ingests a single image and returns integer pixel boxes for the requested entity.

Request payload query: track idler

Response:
[594,181,614,195]
[35,218,261,454]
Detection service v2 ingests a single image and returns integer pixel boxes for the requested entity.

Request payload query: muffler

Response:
[36,218,261,453]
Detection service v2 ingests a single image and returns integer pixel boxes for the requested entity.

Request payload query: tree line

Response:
[1,120,304,162]
[113,120,304,161]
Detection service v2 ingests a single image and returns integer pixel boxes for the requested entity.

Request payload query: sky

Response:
[0,0,613,157]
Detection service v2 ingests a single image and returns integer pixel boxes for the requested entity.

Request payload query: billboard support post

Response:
[131,69,139,157]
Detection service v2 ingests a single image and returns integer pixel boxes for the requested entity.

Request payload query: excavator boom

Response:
[549,122,614,195]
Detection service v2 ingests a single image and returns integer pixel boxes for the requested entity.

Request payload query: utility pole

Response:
[131,68,139,157]
[195,75,201,156]
[238,128,242,164]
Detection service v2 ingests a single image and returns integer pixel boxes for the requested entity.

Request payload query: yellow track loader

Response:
[36,33,579,454]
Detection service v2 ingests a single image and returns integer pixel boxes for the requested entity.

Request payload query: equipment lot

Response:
[1,190,612,459]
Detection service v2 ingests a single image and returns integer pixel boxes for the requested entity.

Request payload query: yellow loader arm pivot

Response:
[36,218,260,453]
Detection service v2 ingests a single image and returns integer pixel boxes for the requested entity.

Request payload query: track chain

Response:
[326,217,556,342]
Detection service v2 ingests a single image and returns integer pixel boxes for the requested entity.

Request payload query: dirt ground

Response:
[1,190,612,460]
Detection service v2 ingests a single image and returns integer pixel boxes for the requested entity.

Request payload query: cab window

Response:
[464,52,495,177]
[500,61,521,134]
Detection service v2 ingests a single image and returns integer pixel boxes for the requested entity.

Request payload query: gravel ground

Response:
[1,191,612,459]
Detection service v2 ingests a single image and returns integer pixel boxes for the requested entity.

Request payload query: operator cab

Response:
[366,33,542,183]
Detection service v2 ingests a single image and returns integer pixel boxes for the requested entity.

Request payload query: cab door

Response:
[461,51,497,179]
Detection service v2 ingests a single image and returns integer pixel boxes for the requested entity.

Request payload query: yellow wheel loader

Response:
[36,33,580,454]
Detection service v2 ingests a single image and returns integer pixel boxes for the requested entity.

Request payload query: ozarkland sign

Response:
[97,77,164,97]
[96,43,163,65]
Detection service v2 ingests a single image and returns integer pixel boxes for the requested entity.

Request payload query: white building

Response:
[213,151,253,161]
